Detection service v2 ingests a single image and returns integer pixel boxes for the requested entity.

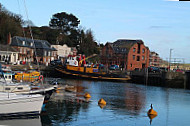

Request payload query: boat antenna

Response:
[22,0,44,90]
[22,0,40,70]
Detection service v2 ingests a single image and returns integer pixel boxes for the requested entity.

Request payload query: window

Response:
[142,49,145,53]
[5,88,10,90]
[131,64,132,67]
[142,56,144,60]
[137,43,141,54]
[137,56,140,61]
[44,51,46,56]
[17,87,23,90]
[133,48,136,52]
[133,55,135,60]
[22,41,25,45]
[30,43,33,47]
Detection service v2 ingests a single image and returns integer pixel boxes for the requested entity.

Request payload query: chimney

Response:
[7,33,11,45]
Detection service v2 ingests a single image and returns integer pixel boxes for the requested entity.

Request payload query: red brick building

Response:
[100,39,150,71]
[149,51,160,67]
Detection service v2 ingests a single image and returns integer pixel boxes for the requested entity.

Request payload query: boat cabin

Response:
[66,55,79,66]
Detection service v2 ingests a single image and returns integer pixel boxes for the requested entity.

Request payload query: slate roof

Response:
[51,47,57,51]
[0,44,18,52]
[108,39,144,54]
[11,36,55,51]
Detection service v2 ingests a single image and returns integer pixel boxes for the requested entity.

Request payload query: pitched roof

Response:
[0,44,18,52]
[11,36,54,50]
[108,39,144,54]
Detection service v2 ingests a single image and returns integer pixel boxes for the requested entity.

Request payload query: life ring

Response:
[38,75,43,81]
[74,61,77,65]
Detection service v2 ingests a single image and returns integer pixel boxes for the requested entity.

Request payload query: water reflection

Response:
[40,78,190,126]
[0,115,41,126]
[44,90,90,125]
[94,82,146,116]
[148,114,157,125]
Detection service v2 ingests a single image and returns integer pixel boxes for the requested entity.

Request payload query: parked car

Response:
[50,60,62,66]
[175,69,184,73]
[109,65,119,70]
[148,66,160,73]
[159,67,168,72]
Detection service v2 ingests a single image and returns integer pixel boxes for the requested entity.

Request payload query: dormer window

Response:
[23,41,25,45]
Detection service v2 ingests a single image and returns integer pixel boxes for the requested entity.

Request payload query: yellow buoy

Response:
[147,104,157,125]
[147,104,157,116]
[98,98,106,105]
[84,93,91,98]
[148,114,157,120]
[98,103,106,109]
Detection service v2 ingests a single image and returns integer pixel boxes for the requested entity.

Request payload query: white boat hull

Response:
[0,93,44,116]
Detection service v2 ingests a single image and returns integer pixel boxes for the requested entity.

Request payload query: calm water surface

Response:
[1,78,190,126]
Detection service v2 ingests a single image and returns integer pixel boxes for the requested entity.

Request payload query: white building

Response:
[0,44,19,64]
[51,44,77,59]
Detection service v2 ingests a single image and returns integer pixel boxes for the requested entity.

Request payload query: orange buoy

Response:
[84,93,91,98]
[98,98,106,105]
[147,104,157,125]
[147,104,157,116]
[148,114,157,120]
[98,103,106,109]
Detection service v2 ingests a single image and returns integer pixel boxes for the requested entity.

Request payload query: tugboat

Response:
[55,54,131,81]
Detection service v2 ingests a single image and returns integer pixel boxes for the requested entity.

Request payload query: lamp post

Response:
[169,49,173,71]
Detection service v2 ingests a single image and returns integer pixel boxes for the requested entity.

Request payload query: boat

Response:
[0,80,57,104]
[0,92,44,116]
[14,70,40,82]
[0,82,31,93]
[0,64,57,103]
[65,85,77,92]
[55,54,131,81]
[0,65,14,82]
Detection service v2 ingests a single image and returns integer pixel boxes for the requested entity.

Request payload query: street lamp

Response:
[168,49,173,71]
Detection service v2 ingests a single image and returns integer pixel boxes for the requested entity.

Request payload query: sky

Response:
[0,0,190,63]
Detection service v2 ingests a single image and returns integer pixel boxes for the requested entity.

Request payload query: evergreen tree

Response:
[0,3,23,44]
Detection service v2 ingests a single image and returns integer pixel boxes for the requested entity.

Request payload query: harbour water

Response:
[1,78,190,126]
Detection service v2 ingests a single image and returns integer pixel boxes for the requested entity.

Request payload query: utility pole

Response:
[168,49,173,71]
